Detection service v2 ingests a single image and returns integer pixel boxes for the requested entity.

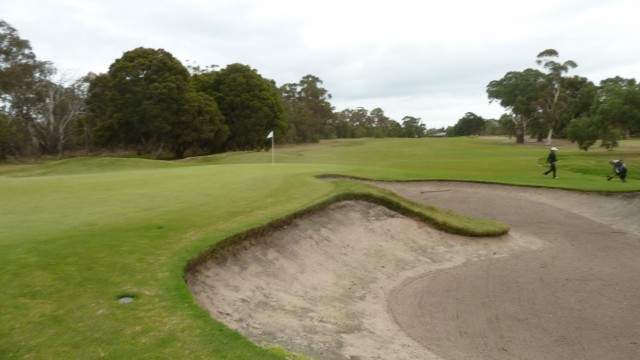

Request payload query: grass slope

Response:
[1,137,638,359]
[3,156,188,177]
[189,137,640,190]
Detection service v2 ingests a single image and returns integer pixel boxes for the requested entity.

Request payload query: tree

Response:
[401,116,426,138]
[498,114,517,138]
[563,76,597,118]
[600,127,622,150]
[97,47,191,156]
[169,90,228,158]
[348,107,372,138]
[482,119,500,135]
[0,112,10,159]
[535,49,578,145]
[593,77,640,139]
[556,76,597,137]
[450,112,485,136]
[331,107,402,139]
[487,69,547,143]
[30,75,87,155]
[567,115,599,150]
[201,63,285,150]
[370,108,402,137]
[0,20,52,157]
[332,108,355,138]
[280,75,334,142]
[92,47,228,158]
[83,72,110,151]
[530,75,597,143]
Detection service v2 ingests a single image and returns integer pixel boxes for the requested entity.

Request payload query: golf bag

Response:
[607,160,627,182]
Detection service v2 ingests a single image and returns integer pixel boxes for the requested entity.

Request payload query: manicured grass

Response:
[190,136,640,190]
[3,156,189,177]
[1,137,638,359]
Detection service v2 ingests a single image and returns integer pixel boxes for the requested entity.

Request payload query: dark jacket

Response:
[546,151,557,164]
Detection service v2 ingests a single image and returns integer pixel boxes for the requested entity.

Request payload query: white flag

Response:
[267,131,273,139]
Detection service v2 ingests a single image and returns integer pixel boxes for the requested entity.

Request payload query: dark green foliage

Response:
[6,23,640,158]
[401,116,426,138]
[280,75,334,142]
[89,47,228,158]
[0,20,53,157]
[332,107,403,139]
[487,68,548,143]
[84,72,110,149]
[333,107,370,138]
[488,50,604,145]
[370,108,403,138]
[170,91,228,157]
[0,112,10,159]
[199,63,286,150]
[563,76,597,120]
[600,127,622,150]
[0,20,38,93]
[104,47,190,156]
[497,114,517,137]
[567,116,599,150]
[593,77,640,139]
[450,112,485,136]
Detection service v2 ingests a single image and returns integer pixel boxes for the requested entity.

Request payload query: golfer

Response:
[543,147,559,178]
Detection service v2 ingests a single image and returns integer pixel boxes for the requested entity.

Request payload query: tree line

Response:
[448,49,640,150]
[482,49,640,149]
[4,20,637,160]
[0,20,428,160]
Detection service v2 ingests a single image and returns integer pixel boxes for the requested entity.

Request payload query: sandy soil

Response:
[185,182,640,360]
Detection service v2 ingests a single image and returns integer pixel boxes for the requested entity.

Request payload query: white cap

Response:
[551,147,558,151]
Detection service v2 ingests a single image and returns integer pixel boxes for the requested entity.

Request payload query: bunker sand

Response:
[186,182,640,359]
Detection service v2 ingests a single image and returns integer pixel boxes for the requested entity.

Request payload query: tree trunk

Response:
[513,115,525,144]
[546,128,553,145]
[57,133,63,155]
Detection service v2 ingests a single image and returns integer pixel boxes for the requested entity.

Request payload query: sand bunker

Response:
[186,182,640,360]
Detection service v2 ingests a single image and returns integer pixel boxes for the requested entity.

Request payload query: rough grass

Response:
[1,136,639,360]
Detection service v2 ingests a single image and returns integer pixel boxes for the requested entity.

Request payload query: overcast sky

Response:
[2,0,638,128]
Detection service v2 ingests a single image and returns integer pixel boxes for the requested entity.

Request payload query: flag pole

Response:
[267,130,274,166]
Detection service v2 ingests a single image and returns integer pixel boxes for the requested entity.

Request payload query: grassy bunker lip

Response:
[185,181,509,274]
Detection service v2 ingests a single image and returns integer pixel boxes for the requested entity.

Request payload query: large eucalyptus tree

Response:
[487,69,547,143]
[535,49,577,145]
